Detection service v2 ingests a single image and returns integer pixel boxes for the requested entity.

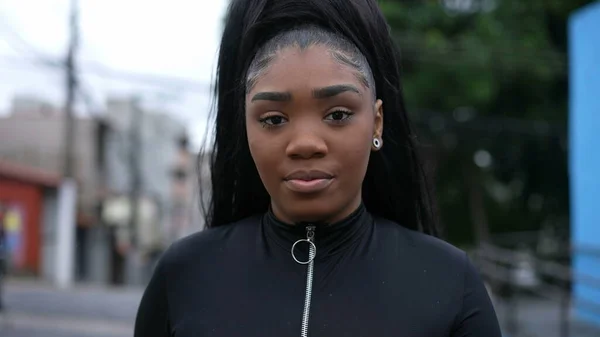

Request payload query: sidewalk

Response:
[494,292,600,337]
[0,278,144,337]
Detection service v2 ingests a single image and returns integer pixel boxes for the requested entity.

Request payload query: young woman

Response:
[134,0,502,336]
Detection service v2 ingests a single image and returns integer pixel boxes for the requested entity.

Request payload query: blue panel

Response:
[569,1,600,327]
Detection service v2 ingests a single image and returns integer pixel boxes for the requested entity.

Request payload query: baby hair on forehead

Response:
[245,25,376,99]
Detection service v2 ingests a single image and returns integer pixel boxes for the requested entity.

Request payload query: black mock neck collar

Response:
[262,203,373,260]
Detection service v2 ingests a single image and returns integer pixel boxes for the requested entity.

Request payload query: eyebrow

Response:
[312,84,361,99]
[251,91,292,102]
[250,84,361,102]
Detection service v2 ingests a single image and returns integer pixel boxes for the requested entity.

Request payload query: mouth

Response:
[284,170,334,181]
[283,170,334,194]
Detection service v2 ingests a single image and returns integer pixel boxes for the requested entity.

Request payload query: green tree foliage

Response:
[379,0,594,246]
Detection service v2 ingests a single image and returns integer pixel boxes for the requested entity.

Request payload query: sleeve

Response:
[451,253,502,337]
[134,257,171,337]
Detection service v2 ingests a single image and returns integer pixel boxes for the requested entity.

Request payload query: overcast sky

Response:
[0,0,228,149]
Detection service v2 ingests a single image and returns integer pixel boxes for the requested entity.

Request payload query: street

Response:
[493,292,600,337]
[0,279,143,337]
[1,279,599,337]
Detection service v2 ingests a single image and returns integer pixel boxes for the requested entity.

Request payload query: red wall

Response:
[0,178,42,274]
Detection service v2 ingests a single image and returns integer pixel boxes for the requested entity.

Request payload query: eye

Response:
[258,114,288,128]
[324,110,354,124]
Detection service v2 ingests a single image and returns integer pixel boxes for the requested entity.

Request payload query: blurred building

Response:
[99,97,204,285]
[0,95,204,286]
[0,160,61,280]
[569,2,600,328]
[0,96,101,283]
[169,136,207,242]
[0,96,101,220]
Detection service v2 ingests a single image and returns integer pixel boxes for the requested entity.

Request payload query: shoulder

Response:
[158,214,262,271]
[374,217,490,314]
[374,216,469,270]
[375,219,501,334]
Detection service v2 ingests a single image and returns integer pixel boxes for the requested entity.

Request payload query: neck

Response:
[262,202,372,259]
[269,198,363,226]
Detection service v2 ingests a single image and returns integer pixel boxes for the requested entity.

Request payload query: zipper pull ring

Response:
[291,226,317,265]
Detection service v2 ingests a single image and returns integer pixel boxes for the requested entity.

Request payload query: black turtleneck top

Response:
[134,205,502,337]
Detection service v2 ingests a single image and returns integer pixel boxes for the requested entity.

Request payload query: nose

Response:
[285,125,328,160]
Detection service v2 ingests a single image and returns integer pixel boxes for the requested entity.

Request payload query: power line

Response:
[0,56,60,74]
[0,53,211,92]
[82,61,212,92]
[0,9,215,97]
[0,16,211,92]
[0,13,59,66]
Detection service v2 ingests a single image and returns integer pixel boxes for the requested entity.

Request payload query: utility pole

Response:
[63,0,79,177]
[56,0,79,289]
[129,99,143,249]
[123,98,143,285]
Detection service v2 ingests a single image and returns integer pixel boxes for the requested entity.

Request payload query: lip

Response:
[284,170,334,181]
[284,178,333,193]
[283,170,334,194]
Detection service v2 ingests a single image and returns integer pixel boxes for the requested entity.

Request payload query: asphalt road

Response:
[0,279,143,337]
[1,279,598,337]
[493,292,600,337]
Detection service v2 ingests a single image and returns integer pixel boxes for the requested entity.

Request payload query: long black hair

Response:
[199,0,439,236]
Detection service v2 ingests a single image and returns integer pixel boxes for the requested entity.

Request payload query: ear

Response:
[372,99,383,151]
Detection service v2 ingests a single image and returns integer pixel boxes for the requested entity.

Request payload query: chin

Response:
[279,198,343,224]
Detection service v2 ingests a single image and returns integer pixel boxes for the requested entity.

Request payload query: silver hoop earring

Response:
[372,138,381,149]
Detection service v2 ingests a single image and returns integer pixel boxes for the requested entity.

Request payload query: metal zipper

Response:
[291,225,317,337]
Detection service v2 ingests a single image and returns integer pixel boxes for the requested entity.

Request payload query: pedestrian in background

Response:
[0,202,7,314]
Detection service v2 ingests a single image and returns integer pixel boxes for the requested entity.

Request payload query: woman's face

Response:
[245,45,383,224]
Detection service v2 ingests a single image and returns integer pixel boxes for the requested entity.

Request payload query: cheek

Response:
[344,116,373,153]
[342,133,371,165]
[247,125,282,183]
[334,121,373,177]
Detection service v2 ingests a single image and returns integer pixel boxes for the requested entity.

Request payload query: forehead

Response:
[249,45,366,93]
